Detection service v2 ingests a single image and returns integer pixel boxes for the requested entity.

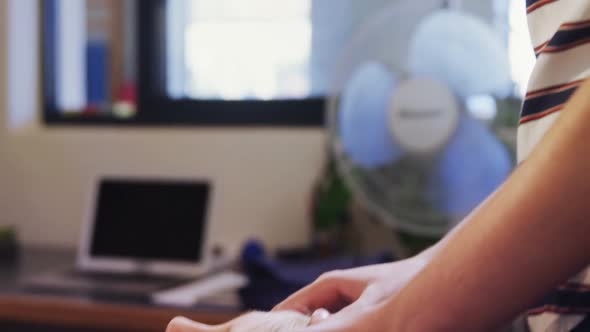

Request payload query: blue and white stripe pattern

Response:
[519,1,590,331]
[518,0,590,162]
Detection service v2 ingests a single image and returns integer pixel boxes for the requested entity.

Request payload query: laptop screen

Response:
[90,179,210,263]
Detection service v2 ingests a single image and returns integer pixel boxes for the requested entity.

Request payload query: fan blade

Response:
[430,114,512,222]
[408,10,512,98]
[339,62,404,168]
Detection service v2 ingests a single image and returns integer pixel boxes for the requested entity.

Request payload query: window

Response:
[167,0,313,100]
[43,0,137,119]
[42,0,532,127]
[43,0,328,126]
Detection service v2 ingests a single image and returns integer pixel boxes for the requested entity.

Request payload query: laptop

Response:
[25,177,213,300]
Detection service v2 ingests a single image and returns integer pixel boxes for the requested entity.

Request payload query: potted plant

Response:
[0,226,19,262]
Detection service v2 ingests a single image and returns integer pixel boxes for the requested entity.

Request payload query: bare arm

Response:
[276,152,513,317]
[386,80,590,331]
[418,200,483,261]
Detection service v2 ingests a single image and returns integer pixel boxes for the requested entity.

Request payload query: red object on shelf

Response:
[83,104,101,115]
[117,81,137,104]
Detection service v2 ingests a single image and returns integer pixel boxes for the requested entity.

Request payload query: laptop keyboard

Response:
[24,269,191,301]
[69,270,187,285]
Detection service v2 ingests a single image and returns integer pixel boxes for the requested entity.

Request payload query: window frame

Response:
[41,0,325,127]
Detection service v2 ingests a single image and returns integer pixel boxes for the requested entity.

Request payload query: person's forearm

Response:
[418,207,482,261]
[386,80,590,332]
[416,190,494,265]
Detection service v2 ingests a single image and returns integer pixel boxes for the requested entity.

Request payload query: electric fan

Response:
[328,0,517,237]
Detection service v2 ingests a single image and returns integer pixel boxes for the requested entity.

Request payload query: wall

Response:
[0,0,5,131]
[0,129,325,255]
[0,0,325,255]
[0,0,6,217]
[0,0,497,254]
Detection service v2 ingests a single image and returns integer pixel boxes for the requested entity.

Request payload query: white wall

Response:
[0,0,497,254]
[0,0,5,132]
[0,0,7,219]
[0,0,326,255]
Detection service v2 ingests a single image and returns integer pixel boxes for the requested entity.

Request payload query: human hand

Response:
[165,256,425,332]
[292,288,396,332]
[274,256,428,316]
[165,297,395,332]
[166,310,316,332]
[289,278,408,332]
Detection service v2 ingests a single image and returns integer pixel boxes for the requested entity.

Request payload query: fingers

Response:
[294,311,350,332]
[274,273,366,314]
[294,301,370,332]
[273,276,335,313]
[166,317,226,332]
[309,308,331,325]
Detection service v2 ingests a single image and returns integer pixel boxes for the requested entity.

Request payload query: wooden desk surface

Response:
[0,247,240,332]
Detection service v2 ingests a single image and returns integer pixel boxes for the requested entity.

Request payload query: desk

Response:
[0,247,240,332]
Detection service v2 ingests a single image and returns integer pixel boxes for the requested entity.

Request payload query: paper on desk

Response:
[151,271,248,307]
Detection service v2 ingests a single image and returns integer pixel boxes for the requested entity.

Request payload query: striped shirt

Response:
[520,0,590,331]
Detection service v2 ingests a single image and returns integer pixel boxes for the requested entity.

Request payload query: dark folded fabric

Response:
[239,241,393,311]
